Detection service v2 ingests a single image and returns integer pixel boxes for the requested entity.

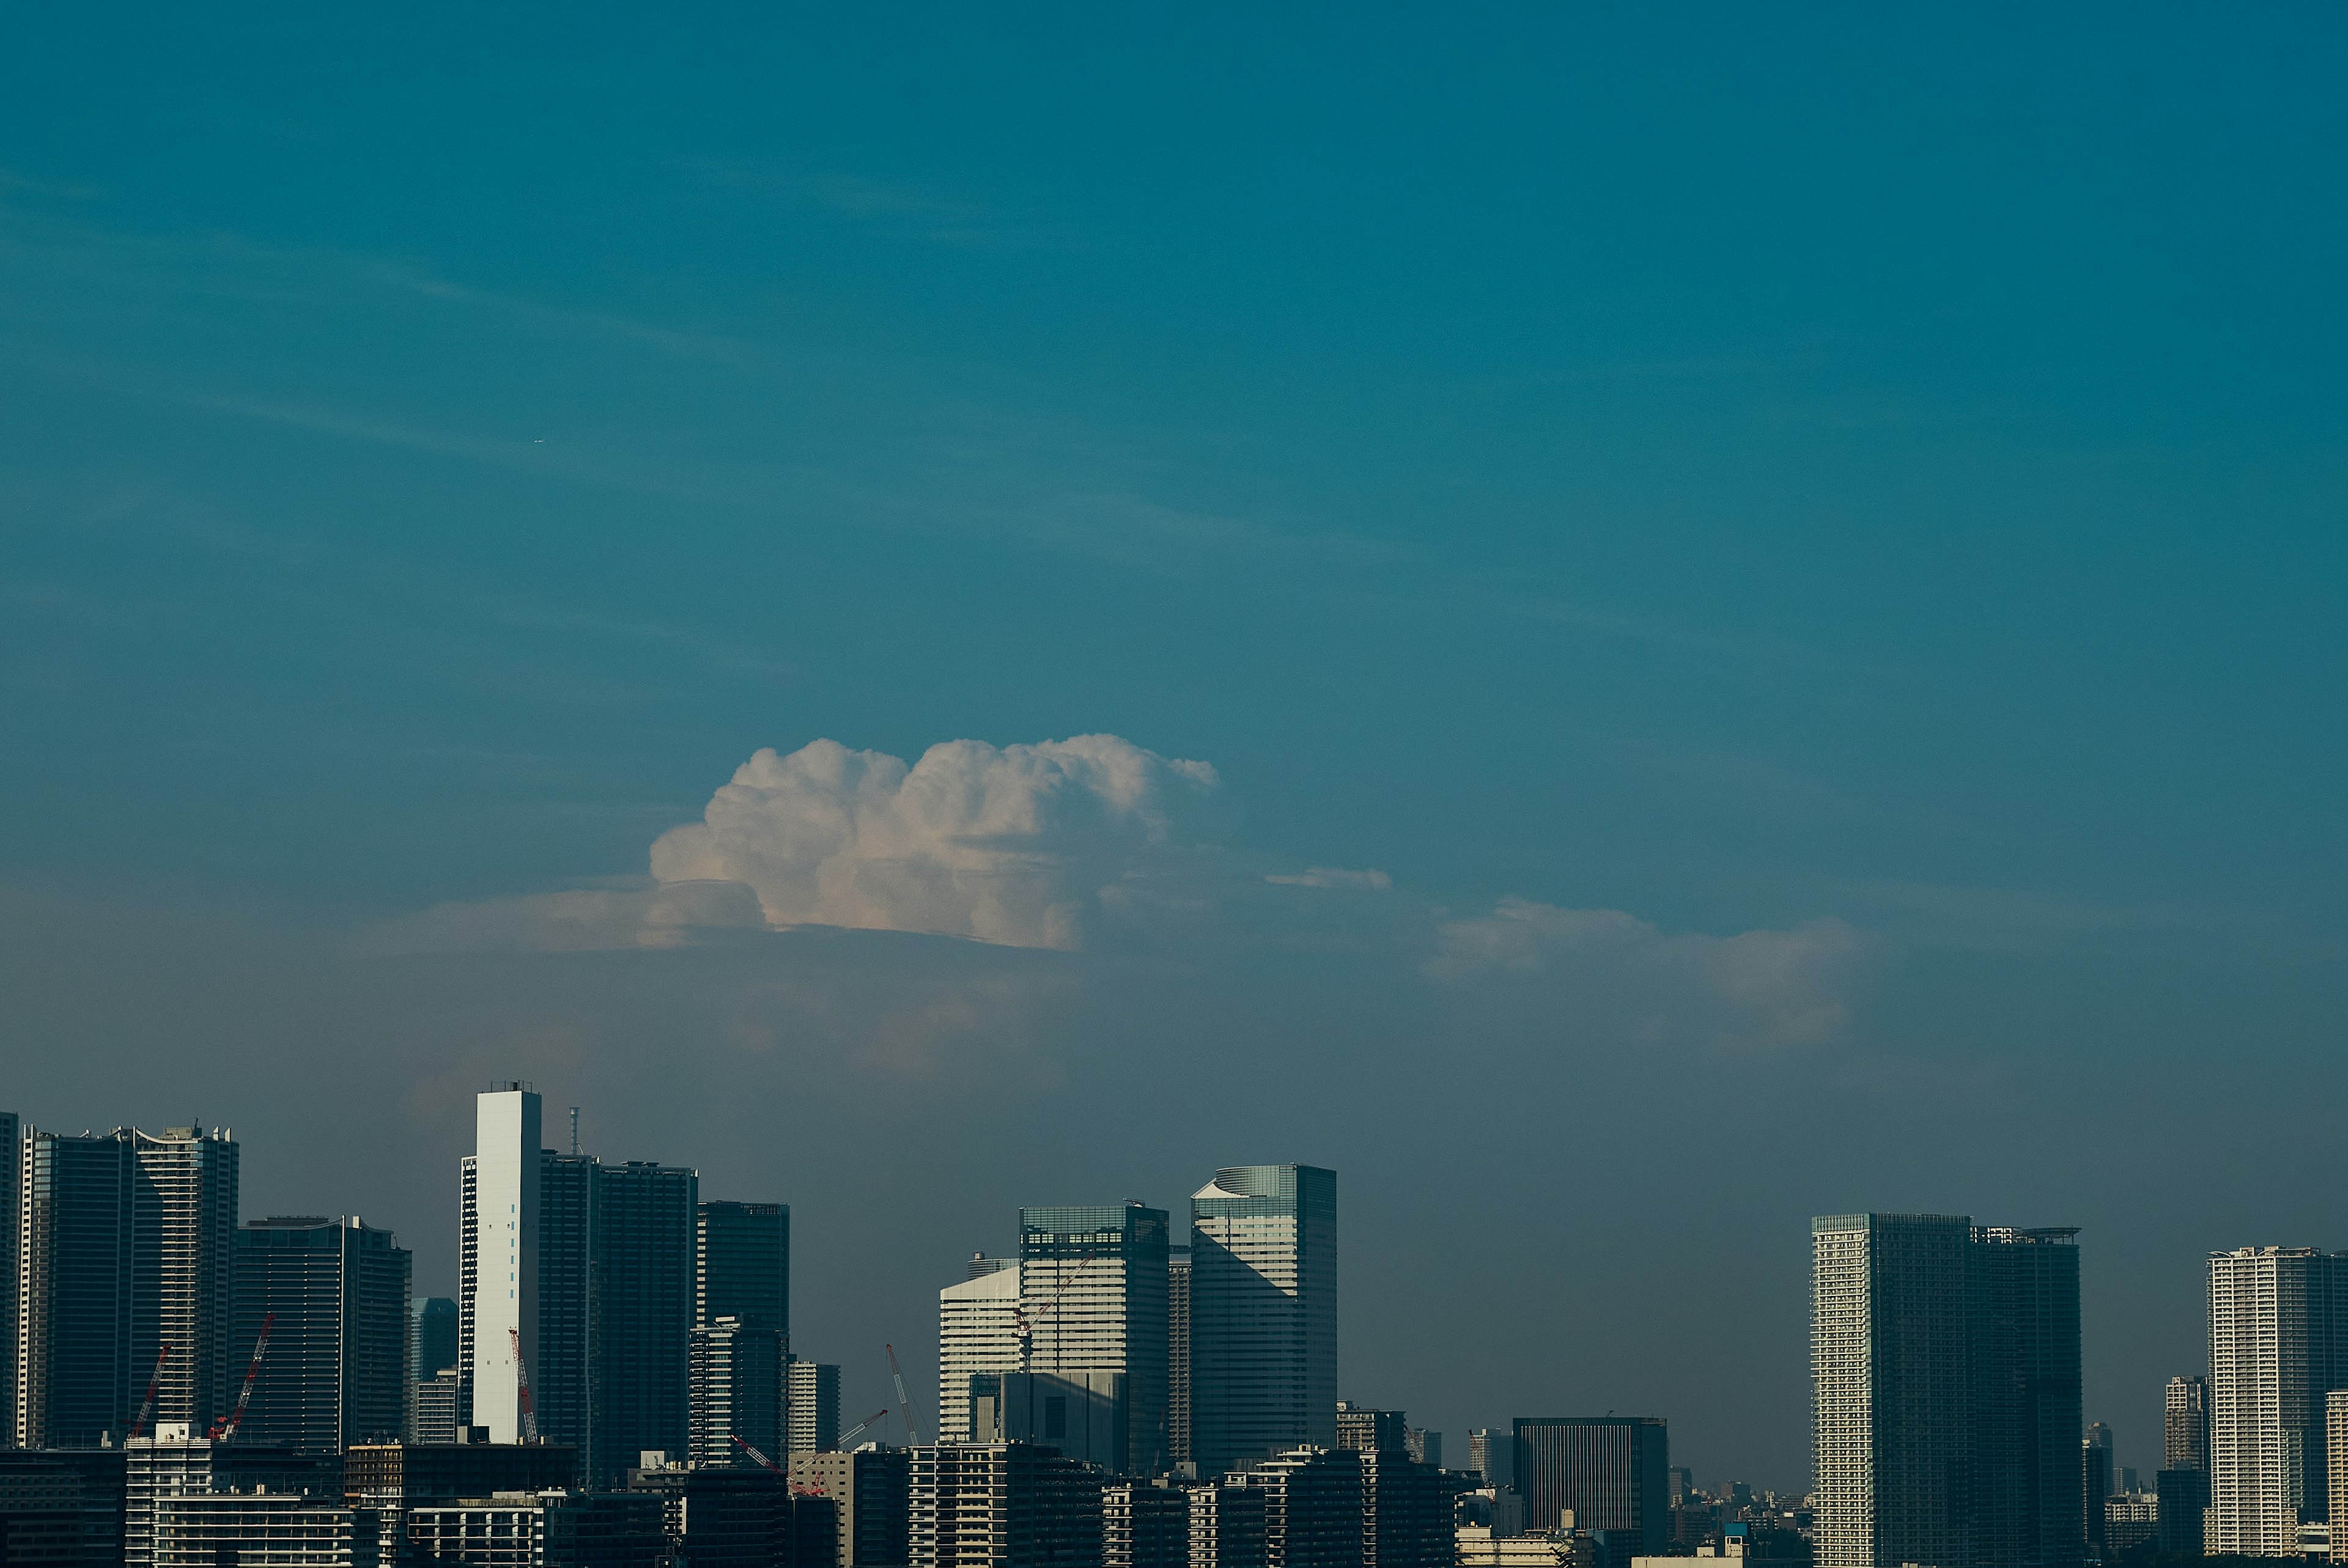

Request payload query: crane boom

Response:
[836,1407,889,1449]
[129,1344,171,1441]
[733,1433,784,1473]
[885,1345,920,1446]
[509,1327,539,1444]
[212,1313,275,1440]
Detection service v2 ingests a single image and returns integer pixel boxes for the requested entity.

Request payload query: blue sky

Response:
[3,6,2344,1484]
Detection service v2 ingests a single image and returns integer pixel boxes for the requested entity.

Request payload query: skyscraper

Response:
[690,1316,785,1468]
[1469,1429,1507,1489]
[938,1265,1021,1444]
[459,1084,539,1445]
[232,1215,412,1452]
[789,1358,843,1454]
[1512,1417,1669,1550]
[1968,1228,2083,1568]
[700,1200,789,1345]
[2081,1424,2112,1559]
[1169,1246,1191,1471]
[2207,1246,2348,1555]
[1019,1202,1170,1476]
[0,1111,16,1446]
[407,1295,457,1441]
[1815,1213,2084,1568]
[1188,1165,1337,1477]
[2165,1377,2209,1473]
[13,1124,239,1449]
[591,1158,698,1484]
[536,1146,596,1454]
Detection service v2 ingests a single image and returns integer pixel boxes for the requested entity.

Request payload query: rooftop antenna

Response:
[570,1108,579,1157]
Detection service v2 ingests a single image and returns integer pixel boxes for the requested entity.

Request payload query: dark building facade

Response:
[1189,1167,1337,1478]
[2164,1377,2209,1473]
[698,1200,789,1345]
[690,1316,786,1469]
[794,1446,912,1566]
[1168,1247,1191,1473]
[1104,1482,1191,1568]
[1336,1404,1408,1457]
[1513,1418,1669,1553]
[1968,1228,2084,1568]
[232,1215,412,1453]
[910,1442,1106,1568]
[1234,1447,1361,1568]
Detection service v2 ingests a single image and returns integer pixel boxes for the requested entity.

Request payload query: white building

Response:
[1187,1166,1337,1475]
[460,1086,541,1445]
[937,1265,1021,1444]
[152,1489,380,1567]
[2207,1246,2348,1556]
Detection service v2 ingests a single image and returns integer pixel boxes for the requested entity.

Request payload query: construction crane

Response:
[836,1408,889,1449]
[885,1345,920,1446]
[128,1344,171,1441]
[1012,1249,1094,1370]
[209,1314,275,1440]
[509,1328,539,1444]
[733,1434,785,1473]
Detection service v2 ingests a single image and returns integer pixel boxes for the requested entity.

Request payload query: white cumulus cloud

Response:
[648,735,1222,950]
[1427,897,1875,1048]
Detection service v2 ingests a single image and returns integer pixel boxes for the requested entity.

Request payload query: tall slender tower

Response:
[1019,1202,1171,1476]
[1167,1245,1191,1471]
[937,1264,1021,1444]
[0,1110,17,1447]
[232,1215,412,1452]
[1188,1165,1337,1477]
[460,1084,540,1444]
[2206,1246,2348,1555]
[1969,1227,2083,1568]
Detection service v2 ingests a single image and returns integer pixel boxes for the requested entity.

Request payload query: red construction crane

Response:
[210,1313,275,1440]
[509,1328,539,1444]
[885,1345,920,1446]
[733,1433,784,1473]
[128,1344,171,1441]
[836,1408,888,1449]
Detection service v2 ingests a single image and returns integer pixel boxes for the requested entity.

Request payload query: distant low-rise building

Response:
[2104,1491,2158,1556]
[792,1446,912,1567]
[152,1489,383,1567]
[406,1489,663,1566]
[1104,1481,1191,1567]
[909,1442,1105,1568]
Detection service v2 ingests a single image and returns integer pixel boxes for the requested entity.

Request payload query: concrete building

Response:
[1186,1481,1267,1568]
[628,1457,800,1567]
[459,1085,541,1447]
[2102,1491,2157,1556]
[2166,1376,2209,1473]
[689,1316,785,1468]
[1104,1481,1191,1567]
[125,1426,328,1568]
[2207,1246,2348,1555]
[1187,1166,1337,1477]
[1455,1488,1527,1538]
[789,1358,843,1454]
[1020,1202,1171,1477]
[1470,1430,1508,1489]
[0,1111,15,1447]
[233,1215,412,1453]
[405,1489,665,1566]
[2333,1390,2348,1566]
[408,1295,458,1441]
[1362,1448,1452,1568]
[909,1441,1107,1568]
[13,1124,240,1449]
[1513,1419,1669,1554]
[1230,1446,1362,1568]
[1169,1247,1192,1473]
[792,1446,913,1566]
[151,1490,382,1567]
[1337,1403,1408,1456]
[410,1370,460,1445]
[937,1265,1021,1445]
[0,1446,127,1563]
[971,1371,1127,1470]
[698,1200,789,1346]
[342,1440,579,1556]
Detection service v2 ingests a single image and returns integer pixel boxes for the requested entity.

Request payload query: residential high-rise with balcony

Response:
[1168,1246,1191,1471]
[1019,1202,1170,1476]
[700,1200,789,1345]
[231,1214,411,1453]
[2166,1376,2210,1473]
[690,1314,785,1468]
[0,1111,16,1445]
[14,1124,239,1449]
[1812,1213,2084,1568]
[2206,1246,2348,1555]
[1187,1166,1336,1477]
[938,1265,1021,1444]
[789,1358,842,1454]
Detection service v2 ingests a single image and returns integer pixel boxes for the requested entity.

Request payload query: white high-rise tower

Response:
[937,1261,1020,1443]
[459,1085,540,1443]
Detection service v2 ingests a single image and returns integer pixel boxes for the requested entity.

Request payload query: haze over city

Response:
[4,2,2346,1529]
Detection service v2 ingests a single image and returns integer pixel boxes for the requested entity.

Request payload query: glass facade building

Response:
[232,1214,412,1453]
[1512,1417,1669,1550]
[1019,1202,1170,1476]
[1968,1227,2083,1568]
[1187,1166,1337,1478]
[699,1199,789,1347]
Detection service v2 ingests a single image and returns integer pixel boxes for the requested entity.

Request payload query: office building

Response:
[789,1358,843,1454]
[630,1456,800,1567]
[1513,1418,1669,1553]
[150,1491,382,1567]
[1406,1429,1441,1469]
[937,1265,1021,1444]
[793,1447,913,1567]
[690,1316,786,1468]
[1020,1202,1171,1477]
[1470,1430,1508,1489]
[1188,1166,1337,1477]
[2166,1377,2209,1473]
[534,1144,596,1459]
[13,1124,240,1449]
[1338,1402,1408,1456]
[1104,1481,1191,1567]
[699,1200,789,1346]
[232,1215,411,1454]
[2207,1246,2348,1555]
[971,1370,1127,1470]
[909,1441,1107,1568]
[407,1295,457,1442]
[2083,1424,2112,1559]
[586,1158,699,1486]
[1969,1227,2083,1568]
[1231,1446,1363,1567]
[125,1426,327,1567]
[0,1446,127,1562]
[1814,1214,2084,1568]
[407,1489,665,1564]
[2154,1468,2206,1558]
[1170,1247,1192,1471]
[459,1084,540,1446]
